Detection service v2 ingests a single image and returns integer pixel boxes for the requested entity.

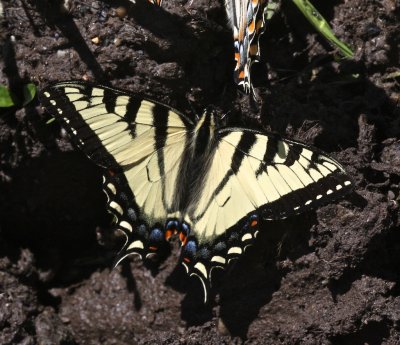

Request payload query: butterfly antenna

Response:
[220,110,231,122]
[187,98,200,121]
[249,90,261,112]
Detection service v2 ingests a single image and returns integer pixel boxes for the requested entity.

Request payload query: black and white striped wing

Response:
[40,81,193,260]
[181,129,353,287]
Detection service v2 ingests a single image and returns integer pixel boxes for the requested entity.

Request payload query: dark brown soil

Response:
[1,0,399,344]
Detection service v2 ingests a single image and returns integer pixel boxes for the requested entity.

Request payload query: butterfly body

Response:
[41,81,352,301]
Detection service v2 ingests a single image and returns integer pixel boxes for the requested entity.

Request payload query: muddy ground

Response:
[0,0,399,344]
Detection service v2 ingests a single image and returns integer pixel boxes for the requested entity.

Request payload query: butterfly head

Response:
[197,107,217,131]
[191,108,218,157]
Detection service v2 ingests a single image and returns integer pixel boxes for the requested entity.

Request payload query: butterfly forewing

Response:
[220,129,352,219]
[41,81,193,257]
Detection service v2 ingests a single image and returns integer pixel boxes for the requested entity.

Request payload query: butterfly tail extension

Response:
[184,259,212,304]
[180,214,261,303]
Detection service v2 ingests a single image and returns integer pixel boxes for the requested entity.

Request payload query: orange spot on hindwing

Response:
[179,232,188,246]
[250,219,258,227]
[165,229,174,240]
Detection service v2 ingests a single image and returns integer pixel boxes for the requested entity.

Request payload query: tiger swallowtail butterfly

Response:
[40,81,353,302]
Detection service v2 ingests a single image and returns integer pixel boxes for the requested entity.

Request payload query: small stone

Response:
[114,37,122,47]
[91,36,101,45]
[116,6,128,18]
[91,1,100,10]
[60,0,73,14]
[388,190,395,200]
[217,317,230,336]
[56,49,68,58]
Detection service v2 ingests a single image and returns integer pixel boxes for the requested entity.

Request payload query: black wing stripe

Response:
[255,134,279,176]
[125,97,142,138]
[194,131,257,222]
[153,104,169,172]
[262,134,279,165]
[103,88,117,113]
[284,144,302,166]
[215,131,257,196]
[152,104,170,208]
[231,131,257,173]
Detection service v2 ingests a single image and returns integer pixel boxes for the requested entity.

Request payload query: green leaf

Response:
[22,83,37,106]
[0,85,16,107]
[292,0,354,58]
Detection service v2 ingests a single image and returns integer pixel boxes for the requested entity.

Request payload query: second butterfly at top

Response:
[224,0,279,95]
[148,0,280,95]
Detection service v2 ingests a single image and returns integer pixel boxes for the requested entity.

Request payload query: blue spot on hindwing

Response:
[149,227,163,242]
[127,208,136,221]
[183,240,197,258]
[166,219,179,230]
[138,224,147,238]
[181,222,190,235]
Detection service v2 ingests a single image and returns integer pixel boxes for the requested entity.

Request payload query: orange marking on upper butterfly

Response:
[248,20,256,34]
[252,0,258,6]
[250,219,258,227]
[234,52,240,62]
[235,60,241,70]
[149,246,158,251]
[249,43,258,56]
[239,70,245,79]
